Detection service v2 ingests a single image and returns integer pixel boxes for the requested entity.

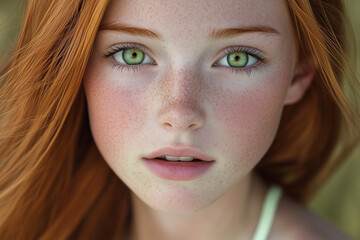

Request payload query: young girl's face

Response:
[84,0,300,213]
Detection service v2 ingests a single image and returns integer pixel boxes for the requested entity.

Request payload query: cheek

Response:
[212,74,289,169]
[83,67,144,162]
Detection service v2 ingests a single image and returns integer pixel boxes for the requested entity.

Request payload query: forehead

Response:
[102,0,292,39]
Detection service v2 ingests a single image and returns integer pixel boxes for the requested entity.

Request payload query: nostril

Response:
[162,122,199,131]
[162,122,173,131]
[188,123,197,129]
[158,103,205,131]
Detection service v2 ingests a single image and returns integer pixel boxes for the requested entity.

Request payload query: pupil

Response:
[234,55,240,61]
[132,52,137,58]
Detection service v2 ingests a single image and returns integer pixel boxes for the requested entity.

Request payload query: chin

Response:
[146,196,214,216]
[131,181,222,216]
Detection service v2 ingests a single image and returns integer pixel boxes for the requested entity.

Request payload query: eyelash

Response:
[103,43,266,75]
[103,43,152,72]
[214,46,266,76]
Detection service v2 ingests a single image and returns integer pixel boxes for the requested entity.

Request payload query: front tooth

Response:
[164,156,179,161]
[164,156,194,161]
[179,156,195,161]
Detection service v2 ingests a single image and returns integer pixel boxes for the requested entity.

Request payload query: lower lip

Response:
[142,158,215,181]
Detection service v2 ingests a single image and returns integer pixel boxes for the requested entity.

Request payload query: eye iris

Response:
[123,49,145,65]
[227,52,248,67]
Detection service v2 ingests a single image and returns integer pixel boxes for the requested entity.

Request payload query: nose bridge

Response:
[156,66,205,131]
[166,67,200,100]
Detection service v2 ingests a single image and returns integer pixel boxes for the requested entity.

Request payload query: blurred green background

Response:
[1,0,359,239]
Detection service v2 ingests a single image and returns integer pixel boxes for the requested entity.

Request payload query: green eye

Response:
[122,49,145,65]
[227,52,248,67]
[217,51,258,69]
[112,48,153,65]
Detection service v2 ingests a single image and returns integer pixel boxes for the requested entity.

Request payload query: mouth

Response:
[154,156,203,162]
[142,146,215,180]
[142,158,214,181]
[143,146,215,162]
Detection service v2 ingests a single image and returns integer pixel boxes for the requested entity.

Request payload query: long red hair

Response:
[0,0,358,239]
[257,0,360,201]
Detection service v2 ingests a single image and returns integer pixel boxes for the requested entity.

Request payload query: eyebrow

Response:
[209,26,280,39]
[99,23,162,39]
[99,23,279,40]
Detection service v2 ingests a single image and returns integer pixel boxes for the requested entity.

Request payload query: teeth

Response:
[164,156,194,161]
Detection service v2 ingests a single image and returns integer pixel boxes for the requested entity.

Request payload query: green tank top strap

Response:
[252,185,282,240]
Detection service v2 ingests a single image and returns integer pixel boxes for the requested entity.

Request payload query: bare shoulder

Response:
[268,194,352,240]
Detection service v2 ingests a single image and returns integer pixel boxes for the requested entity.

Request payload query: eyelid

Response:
[216,46,265,63]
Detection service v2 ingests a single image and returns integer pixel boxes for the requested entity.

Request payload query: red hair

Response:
[257,0,360,202]
[0,0,358,238]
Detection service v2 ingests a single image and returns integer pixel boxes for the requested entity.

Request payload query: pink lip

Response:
[142,147,215,181]
[143,147,215,161]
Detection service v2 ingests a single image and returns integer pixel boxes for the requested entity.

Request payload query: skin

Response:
[83,0,348,239]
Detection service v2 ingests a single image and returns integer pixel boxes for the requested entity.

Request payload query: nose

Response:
[157,68,205,132]
[159,99,205,131]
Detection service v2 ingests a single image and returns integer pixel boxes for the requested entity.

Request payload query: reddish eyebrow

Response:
[208,26,280,39]
[99,23,162,39]
[98,23,279,40]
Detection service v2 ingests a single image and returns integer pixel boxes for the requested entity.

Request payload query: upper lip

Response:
[143,147,215,161]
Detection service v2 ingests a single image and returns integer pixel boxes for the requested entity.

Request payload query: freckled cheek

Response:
[84,75,145,162]
[213,84,286,168]
[225,94,282,139]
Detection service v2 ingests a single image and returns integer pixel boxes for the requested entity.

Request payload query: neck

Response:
[126,173,267,240]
